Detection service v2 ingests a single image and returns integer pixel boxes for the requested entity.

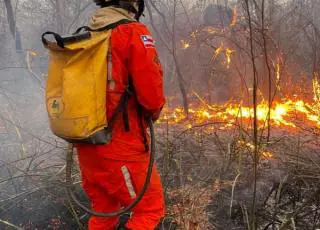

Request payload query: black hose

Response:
[65,118,155,217]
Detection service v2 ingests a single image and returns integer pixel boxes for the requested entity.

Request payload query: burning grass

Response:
[159,98,320,130]
[0,110,319,229]
[1,1,320,229]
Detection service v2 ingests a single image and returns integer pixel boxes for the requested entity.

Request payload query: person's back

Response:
[76,1,166,229]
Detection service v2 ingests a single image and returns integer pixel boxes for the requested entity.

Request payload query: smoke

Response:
[1,0,320,228]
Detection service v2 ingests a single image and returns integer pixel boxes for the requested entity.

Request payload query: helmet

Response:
[93,0,145,21]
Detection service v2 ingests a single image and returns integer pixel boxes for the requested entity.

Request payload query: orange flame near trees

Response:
[181,40,190,49]
[313,73,320,115]
[159,99,320,129]
[230,6,238,27]
[170,11,319,132]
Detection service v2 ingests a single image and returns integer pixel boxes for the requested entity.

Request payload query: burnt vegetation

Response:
[1,0,320,229]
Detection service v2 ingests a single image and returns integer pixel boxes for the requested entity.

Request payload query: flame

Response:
[262,151,273,159]
[181,40,191,49]
[225,48,234,68]
[237,140,274,159]
[203,26,224,34]
[313,73,320,110]
[276,60,280,81]
[230,7,237,27]
[190,30,198,39]
[214,42,224,59]
[212,43,234,67]
[159,98,320,129]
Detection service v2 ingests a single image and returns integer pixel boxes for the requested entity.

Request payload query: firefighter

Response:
[76,0,166,229]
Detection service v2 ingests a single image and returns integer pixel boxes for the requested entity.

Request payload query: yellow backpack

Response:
[42,20,133,144]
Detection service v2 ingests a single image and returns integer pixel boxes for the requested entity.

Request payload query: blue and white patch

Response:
[141,35,155,48]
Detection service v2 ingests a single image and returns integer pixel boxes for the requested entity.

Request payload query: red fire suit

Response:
[76,22,166,230]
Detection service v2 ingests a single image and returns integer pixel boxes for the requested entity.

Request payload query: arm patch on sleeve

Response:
[141,35,155,48]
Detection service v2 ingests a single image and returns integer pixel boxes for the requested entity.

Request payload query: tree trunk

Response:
[175,58,189,114]
[4,0,16,38]
[147,0,190,115]
[172,0,189,115]
[4,0,22,50]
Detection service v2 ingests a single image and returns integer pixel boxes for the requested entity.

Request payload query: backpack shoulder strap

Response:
[79,19,135,33]
[89,19,135,32]
[105,85,133,134]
